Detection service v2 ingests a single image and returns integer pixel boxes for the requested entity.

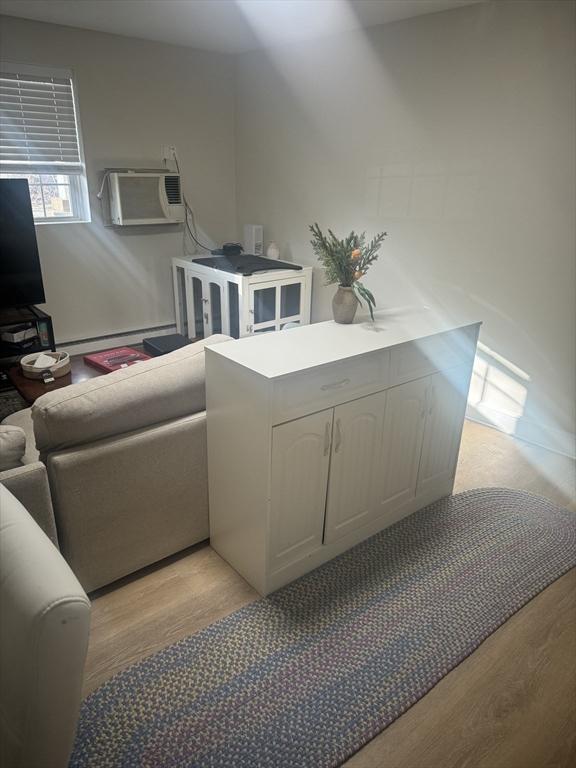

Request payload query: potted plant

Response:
[309,223,387,323]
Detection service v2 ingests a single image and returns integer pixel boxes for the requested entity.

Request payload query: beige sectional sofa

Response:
[1,334,231,592]
[0,484,90,768]
[0,423,58,546]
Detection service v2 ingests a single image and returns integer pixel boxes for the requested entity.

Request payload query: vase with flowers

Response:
[309,223,387,323]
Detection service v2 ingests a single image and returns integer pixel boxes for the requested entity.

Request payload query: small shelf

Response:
[0,305,55,363]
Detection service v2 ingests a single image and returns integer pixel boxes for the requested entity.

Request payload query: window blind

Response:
[0,70,82,171]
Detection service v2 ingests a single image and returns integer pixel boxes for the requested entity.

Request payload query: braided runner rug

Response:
[70,488,575,768]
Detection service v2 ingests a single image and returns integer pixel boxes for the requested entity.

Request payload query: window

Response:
[0,62,90,223]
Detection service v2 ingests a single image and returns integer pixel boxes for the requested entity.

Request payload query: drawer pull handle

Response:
[320,378,351,391]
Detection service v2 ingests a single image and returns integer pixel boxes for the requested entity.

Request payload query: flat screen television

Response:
[0,178,46,308]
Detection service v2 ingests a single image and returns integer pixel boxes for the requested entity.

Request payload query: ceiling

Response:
[0,0,484,54]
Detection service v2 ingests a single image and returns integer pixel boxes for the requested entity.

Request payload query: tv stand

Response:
[0,306,55,361]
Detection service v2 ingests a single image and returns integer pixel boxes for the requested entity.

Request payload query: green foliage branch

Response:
[309,223,387,320]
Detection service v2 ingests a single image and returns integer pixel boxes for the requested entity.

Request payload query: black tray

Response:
[193,254,302,277]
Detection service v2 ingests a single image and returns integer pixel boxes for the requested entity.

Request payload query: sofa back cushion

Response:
[32,334,232,454]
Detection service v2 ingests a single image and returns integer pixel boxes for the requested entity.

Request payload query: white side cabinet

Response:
[206,310,481,595]
[172,256,313,339]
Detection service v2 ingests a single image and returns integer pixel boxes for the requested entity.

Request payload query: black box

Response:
[143,334,191,357]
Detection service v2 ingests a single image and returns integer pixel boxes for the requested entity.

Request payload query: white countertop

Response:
[208,305,482,379]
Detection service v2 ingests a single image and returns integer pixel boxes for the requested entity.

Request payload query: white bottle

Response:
[266,241,280,260]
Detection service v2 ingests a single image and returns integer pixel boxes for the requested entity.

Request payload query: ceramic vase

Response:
[332,286,358,324]
[266,241,280,260]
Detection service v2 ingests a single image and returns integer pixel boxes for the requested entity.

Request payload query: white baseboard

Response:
[466,404,576,460]
[56,325,177,356]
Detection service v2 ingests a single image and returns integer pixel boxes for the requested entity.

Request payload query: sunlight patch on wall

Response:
[468,340,529,435]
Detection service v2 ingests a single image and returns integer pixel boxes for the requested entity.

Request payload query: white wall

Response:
[0,15,237,343]
[235,0,575,456]
[1,3,574,456]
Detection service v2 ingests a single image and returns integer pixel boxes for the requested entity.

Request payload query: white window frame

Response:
[0,60,91,224]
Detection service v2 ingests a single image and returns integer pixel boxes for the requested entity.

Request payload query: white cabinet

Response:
[270,410,333,571]
[206,310,481,595]
[172,257,312,339]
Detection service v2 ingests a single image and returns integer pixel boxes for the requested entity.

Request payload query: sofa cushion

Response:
[2,409,39,465]
[0,425,26,470]
[32,334,232,454]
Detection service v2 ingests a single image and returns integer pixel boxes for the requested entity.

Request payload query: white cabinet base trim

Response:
[266,480,454,593]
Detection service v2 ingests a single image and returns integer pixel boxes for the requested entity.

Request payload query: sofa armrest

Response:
[0,485,90,768]
[0,463,58,547]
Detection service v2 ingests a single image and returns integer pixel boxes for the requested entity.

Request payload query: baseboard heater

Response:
[57,324,177,356]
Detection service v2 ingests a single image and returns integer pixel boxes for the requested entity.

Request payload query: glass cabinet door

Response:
[248,278,305,334]
[190,276,207,338]
[188,273,229,339]
[209,281,223,334]
[279,281,302,329]
[173,265,189,337]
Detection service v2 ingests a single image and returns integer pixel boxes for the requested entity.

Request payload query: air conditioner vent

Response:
[164,175,182,205]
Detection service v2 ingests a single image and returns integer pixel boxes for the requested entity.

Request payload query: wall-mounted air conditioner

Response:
[108,172,185,225]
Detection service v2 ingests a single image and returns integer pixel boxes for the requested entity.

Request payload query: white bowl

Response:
[20,351,71,380]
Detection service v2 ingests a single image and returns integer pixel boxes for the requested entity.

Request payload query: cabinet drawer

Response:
[390,326,476,386]
[273,352,388,424]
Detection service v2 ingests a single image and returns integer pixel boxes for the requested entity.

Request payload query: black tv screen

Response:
[0,178,46,308]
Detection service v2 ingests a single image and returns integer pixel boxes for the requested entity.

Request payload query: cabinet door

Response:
[172,264,189,336]
[248,277,307,334]
[207,278,226,335]
[189,274,208,338]
[187,273,228,339]
[377,377,428,519]
[270,409,333,572]
[278,278,306,329]
[248,280,277,334]
[324,391,387,544]
[416,365,471,496]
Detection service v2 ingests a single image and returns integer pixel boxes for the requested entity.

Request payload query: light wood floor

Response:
[84,421,576,767]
